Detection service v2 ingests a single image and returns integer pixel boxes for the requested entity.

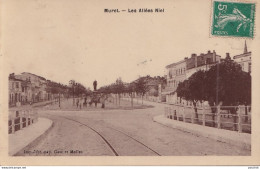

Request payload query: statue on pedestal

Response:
[93,80,97,91]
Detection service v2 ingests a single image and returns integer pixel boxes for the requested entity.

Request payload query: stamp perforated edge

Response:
[209,0,257,39]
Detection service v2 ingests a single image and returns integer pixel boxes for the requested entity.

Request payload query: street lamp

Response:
[216,60,219,106]
[70,80,76,106]
[73,83,76,106]
[59,92,61,108]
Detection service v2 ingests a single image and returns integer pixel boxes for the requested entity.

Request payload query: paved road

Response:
[16,99,250,156]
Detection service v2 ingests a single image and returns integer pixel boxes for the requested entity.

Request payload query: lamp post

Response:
[70,80,75,106]
[73,84,75,106]
[59,92,60,108]
[76,83,79,98]
[216,60,219,106]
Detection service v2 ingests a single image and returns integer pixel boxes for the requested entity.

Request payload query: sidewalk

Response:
[9,99,66,111]
[9,117,53,156]
[153,115,251,150]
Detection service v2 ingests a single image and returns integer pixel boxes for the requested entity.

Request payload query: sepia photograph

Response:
[0,0,260,166]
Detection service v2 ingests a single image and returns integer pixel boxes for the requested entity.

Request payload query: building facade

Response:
[9,72,52,107]
[162,50,221,105]
[164,60,186,104]
[15,72,48,102]
[9,75,23,106]
[233,41,251,74]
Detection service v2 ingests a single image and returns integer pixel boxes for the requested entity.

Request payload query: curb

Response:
[14,120,54,156]
[9,117,53,156]
[153,115,251,150]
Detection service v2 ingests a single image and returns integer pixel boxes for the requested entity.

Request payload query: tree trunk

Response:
[118,93,120,106]
[142,95,143,105]
[245,104,248,122]
[193,101,198,122]
[231,108,237,131]
[131,93,133,108]
[211,107,216,127]
[59,93,60,108]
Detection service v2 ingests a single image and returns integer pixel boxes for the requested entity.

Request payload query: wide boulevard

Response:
[16,98,250,156]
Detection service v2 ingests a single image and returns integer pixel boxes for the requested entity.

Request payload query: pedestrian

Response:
[80,98,83,109]
[83,97,87,108]
[76,99,79,108]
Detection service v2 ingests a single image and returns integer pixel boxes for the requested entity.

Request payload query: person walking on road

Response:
[76,98,79,108]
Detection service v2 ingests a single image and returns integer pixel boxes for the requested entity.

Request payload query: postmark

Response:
[211,1,255,38]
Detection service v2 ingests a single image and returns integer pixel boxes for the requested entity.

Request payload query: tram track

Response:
[62,116,119,156]
[52,114,161,156]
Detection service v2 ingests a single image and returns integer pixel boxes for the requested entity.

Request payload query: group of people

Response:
[75,97,88,109]
[74,94,108,109]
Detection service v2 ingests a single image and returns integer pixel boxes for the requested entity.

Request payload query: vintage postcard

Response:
[0,0,260,166]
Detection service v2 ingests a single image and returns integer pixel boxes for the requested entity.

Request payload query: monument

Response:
[92,80,98,107]
[93,80,97,91]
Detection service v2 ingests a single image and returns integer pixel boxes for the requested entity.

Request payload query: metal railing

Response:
[164,105,251,134]
[8,109,38,134]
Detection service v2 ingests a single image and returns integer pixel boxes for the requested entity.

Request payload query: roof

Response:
[233,52,251,59]
[9,77,24,82]
[166,60,185,68]
[21,72,46,80]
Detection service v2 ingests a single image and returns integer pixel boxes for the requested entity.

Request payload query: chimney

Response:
[191,53,197,68]
[226,53,231,60]
[208,50,211,54]
[195,55,197,67]
[191,53,196,57]
[212,50,216,62]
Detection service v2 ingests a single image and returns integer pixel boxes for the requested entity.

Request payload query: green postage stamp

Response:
[211,1,255,38]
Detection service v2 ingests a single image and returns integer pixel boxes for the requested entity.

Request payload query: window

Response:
[240,63,244,71]
[249,62,251,73]
[16,82,19,88]
[169,70,172,78]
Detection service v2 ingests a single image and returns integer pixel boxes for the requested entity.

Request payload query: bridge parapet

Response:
[8,108,38,134]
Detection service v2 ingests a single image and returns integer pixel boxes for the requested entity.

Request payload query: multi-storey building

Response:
[8,73,31,106]
[164,59,186,103]
[9,75,23,106]
[162,50,221,105]
[15,72,48,102]
[9,72,70,107]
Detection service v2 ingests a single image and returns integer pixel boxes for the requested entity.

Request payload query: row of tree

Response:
[98,76,166,106]
[176,56,251,127]
[46,80,70,97]
[68,80,91,97]
[45,80,91,99]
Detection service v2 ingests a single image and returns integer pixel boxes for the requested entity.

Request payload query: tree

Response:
[237,72,251,122]
[125,82,136,108]
[176,56,251,129]
[135,77,150,104]
[204,56,251,129]
[176,70,206,120]
[114,78,125,105]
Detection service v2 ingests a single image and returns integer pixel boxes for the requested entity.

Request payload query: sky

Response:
[2,0,254,89]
